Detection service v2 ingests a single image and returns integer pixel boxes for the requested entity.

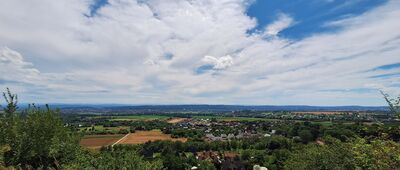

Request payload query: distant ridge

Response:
[24,104,388,112]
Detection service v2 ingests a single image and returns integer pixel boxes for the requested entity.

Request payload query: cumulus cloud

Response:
[202,55,234,70]
[0,0,399,105]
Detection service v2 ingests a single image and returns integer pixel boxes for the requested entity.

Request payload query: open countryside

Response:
[1,0,400,169]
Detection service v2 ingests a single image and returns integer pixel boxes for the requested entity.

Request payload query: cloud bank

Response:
[0,0,399,105]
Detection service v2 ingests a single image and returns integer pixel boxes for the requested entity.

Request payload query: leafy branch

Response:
[380,90,400,118]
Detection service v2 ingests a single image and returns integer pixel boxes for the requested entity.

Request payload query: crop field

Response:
[108,115,171,121]
[80,134,124,149]
[192,116,276,122]
[167,118,189,123]
[78,125,129,133]
[293,111,346,115]
[116,130,187,145]
[91,114,282,122]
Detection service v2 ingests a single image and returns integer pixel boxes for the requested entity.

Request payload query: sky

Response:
[0,0,399,106]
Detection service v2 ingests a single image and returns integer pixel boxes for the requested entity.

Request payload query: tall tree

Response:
[2,88,17,115]
[0,88,19,149]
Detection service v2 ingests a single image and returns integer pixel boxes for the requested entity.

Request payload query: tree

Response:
[198,160,216,170]
[352,138,400,169]
[67,148,164,170]
[284,138,355,170]
[0,89,81,169]
[3,104,81,169]
[2,88,18,116]
[380,90,400,118]
[0,88,19,145]
[0,88,20,168]
[298,130,313,144]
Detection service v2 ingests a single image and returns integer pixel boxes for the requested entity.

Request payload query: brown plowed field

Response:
[167,118,189,123]
[80,134,124,149]
[117,130,187,144]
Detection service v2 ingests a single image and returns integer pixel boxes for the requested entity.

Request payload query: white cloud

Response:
[0,47,41,83]
[0,0,399,105]
[264,13,294,36]
[202,55,234,70]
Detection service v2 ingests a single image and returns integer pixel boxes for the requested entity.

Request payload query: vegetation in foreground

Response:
[1,88,400,170]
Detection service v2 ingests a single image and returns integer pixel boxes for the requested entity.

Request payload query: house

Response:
[206,134,215,139]
[221,134,227,139]
[227,134,235,139]
[253,165,268,170]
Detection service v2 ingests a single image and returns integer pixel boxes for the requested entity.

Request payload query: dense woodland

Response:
[1,88,400,170]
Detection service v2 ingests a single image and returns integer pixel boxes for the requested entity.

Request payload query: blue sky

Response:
[0,0,399,105]
[247,0,388,39]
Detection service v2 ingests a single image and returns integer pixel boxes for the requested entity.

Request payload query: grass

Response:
[78,125,129,133]
[83,135,125,139]
[96,114,281,122]
[108,115,171,121]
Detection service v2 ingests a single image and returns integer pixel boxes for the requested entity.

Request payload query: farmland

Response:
[293,111,347,115]
[107,115,171,121]
[166,118,188,123]
[2,99,400,169]
[79,134,124,149]
[79,130,187,148]
[78,125,130,134]
[116,130,187,145]
[192,115,275,122]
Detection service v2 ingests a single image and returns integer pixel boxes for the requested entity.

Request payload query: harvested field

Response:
[167,118,188,123]
[80,134,124,149]
[293,111,346,115]
[116,130,187,145]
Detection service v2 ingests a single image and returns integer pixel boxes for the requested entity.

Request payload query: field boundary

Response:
[111,133,130,147]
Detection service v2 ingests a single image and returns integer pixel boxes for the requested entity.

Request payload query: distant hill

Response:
[23,104,388,113]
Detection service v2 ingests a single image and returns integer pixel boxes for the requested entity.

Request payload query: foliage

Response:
[284,138,355,170]
[1,104,81,169]
[0,88,19,146]
[298,129,313,144]
[2,89,400,169]
[2,88,18,116]
[66,146,164,170]
[381,90,400,118]
[352,138,400,169]
[198,160,217,170]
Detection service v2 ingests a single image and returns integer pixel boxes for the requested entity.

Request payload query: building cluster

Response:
[205,132,256,141]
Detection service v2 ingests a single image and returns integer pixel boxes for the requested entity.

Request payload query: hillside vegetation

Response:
[1,88,399,170]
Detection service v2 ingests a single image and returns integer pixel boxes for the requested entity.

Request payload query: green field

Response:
[100,114,286,122]
[90,114,358,125]
[82,135,125,139]
[108,115,171,121]
[79,125,129,133]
